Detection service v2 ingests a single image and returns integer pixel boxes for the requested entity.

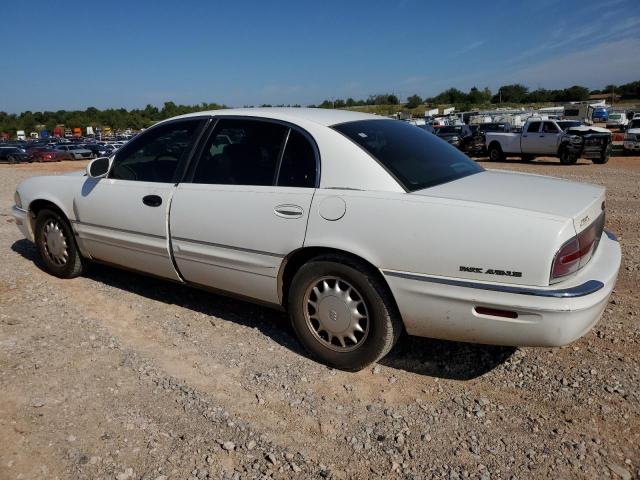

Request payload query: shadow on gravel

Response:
[380,334,515,380]
[12,238,514,380]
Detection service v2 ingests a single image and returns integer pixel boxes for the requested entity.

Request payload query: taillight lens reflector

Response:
[551,213,604,281]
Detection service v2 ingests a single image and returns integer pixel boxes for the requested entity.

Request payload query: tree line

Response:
[0,102,226,136]
[314,80,640,110]
[2,80,639,136]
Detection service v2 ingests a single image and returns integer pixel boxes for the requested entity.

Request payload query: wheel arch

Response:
[27,198,73,239]
[278,246,402,320]
[488,140,503,152]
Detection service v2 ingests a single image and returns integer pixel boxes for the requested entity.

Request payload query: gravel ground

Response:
[0,157,638,480]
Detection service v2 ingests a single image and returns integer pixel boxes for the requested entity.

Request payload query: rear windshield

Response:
[437,126,463,134]
[333,119,483,191]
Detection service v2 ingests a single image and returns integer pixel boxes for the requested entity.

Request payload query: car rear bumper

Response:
[11,205,33,241]
[623,141,640,151]
[383,232,621,347]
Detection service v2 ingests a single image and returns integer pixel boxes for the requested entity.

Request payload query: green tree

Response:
[406,94,423,109]
[492,84,529,103]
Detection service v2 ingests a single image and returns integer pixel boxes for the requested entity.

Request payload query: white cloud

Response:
[455,40,485,56]
[502,38,640,88]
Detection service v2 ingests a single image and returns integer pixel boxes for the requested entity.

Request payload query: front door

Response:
[74,118,205,280]
[539,121,563,154]
[170,118,318,304]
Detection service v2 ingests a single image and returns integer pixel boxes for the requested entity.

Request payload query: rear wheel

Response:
[488,143,505,162]
[34,208,86,278]
[288,256,402,371]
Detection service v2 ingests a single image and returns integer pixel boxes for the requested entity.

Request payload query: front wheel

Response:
[7,155,16,164]
[559,147,578,165]
[288,257,402,371]
[34,208,86,278]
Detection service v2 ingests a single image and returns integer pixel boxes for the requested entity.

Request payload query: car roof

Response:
[169,107,382,127]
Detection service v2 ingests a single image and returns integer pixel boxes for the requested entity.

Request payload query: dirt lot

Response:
[0,157,638,480]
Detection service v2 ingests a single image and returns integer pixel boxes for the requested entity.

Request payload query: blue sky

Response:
[1,0,639,112]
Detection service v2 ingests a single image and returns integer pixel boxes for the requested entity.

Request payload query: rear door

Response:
[521,121,542,153]
[73,118,206,279]
[170,118,318,304]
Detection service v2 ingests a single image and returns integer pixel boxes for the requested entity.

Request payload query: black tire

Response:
[288,255,403,371]
[7,155,16,164]
[34,208,86,278]
[592,154,609,164]
[488,143,505,162]
[559,147,578,165]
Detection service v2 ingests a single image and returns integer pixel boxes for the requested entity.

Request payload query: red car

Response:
[30,147,60,162]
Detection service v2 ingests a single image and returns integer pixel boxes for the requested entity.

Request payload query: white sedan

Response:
[11,108,621,370]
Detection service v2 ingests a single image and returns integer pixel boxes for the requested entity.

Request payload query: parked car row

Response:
[0,139,127,163]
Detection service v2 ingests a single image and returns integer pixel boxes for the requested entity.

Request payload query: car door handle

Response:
[274,204,303,219]
[142,195,162,207]
[539,134,545,137]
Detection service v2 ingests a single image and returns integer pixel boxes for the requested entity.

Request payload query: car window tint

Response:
[542,122,560,133]
[333,119,483,191]
[277,130,317,188]
[527,122,541,133]
[192,119,288,186]
[110,120,201,182]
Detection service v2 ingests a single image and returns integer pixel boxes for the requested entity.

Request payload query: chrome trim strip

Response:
[173,254,276,278]
[71,220,166,239]
[172,236,283,258]
[605,229,618,242]
[382,270,604,298]
[12,205,27,213]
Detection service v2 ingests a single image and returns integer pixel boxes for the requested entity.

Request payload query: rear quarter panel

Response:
[486,132,522,154]
[305,189,575,287]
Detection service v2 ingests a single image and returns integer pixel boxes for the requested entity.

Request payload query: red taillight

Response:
[551,213,604,281]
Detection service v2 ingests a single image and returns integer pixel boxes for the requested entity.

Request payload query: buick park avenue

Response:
[12,108,621,370]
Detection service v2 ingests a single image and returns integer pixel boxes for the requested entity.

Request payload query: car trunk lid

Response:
[413,169,605,234]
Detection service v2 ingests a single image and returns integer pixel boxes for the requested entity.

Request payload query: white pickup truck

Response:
[485,119,611,165]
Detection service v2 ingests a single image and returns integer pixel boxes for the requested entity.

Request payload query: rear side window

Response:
[277,130,317,188]
[527,122,541,133]
[333,119,483,191]
[192,119,288,186]
[110,119,201,183]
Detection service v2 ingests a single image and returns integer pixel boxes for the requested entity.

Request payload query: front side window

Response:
[542,122,560,133]
[527,122,541,133]
[110,120,201,182]
[192,119,288,186]
[333,119,483,191]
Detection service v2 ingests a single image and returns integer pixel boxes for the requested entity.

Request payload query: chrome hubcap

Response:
[304,277,369,352]
[42,220,68,265]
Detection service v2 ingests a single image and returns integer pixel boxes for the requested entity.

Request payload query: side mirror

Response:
[86,156,110,178]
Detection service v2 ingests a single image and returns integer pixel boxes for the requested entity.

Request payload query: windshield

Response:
[558,121,582,130]
[479,124,507,132]
[630,120,640,129]
[333,119,483,191]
